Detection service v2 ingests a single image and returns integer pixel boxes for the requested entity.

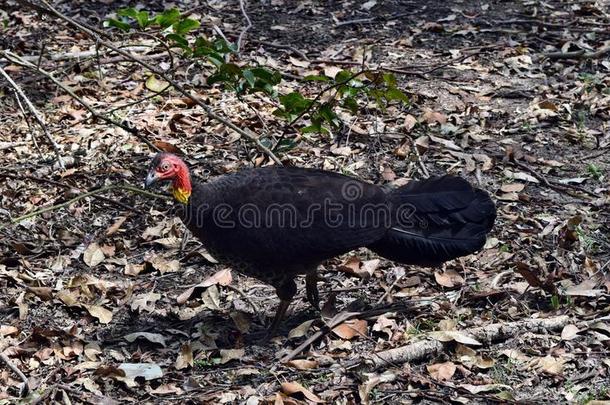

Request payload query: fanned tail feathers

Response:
[368,176,496,266]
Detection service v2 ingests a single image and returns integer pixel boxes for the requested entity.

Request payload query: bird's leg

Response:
[267,278,296,337]
[305,272,320,310]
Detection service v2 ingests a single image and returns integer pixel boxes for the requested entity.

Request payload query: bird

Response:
[145,152,496,334]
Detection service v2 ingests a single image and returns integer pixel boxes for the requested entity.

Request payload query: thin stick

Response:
[36,0,282,165]
[0,66,65,170]
[0,353,30,397]
[0,171,142,214]
[3,184,168,228]
[237,0,252,54]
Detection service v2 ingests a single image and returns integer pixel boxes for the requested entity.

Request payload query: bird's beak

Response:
[144,171,158,189]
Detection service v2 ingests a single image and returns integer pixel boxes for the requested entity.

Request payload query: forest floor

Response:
[1,0,609,404]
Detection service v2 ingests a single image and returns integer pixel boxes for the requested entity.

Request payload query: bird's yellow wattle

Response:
[172,187,191,204]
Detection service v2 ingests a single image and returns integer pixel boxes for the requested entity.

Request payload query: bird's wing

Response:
[185,167,388,266]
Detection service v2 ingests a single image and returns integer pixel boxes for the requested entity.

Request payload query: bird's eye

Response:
[159,162,171,172]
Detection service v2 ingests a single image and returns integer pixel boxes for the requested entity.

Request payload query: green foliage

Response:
[274,69,409,134]
[105,7,410,138]
[586,163,603,181]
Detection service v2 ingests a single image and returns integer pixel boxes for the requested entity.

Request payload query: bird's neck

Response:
[171,164,192,204]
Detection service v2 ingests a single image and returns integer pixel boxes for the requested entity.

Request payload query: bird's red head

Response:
[145,153,192,204]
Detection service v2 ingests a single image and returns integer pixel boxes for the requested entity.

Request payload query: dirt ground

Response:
[1,0,609,403]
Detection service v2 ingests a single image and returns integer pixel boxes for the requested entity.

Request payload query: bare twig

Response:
[3,184,168,229]
[0,353,30,397]
[250,39,309,60]
[0,171,142,214]
[237,0,252,54]
[0,66,65,169]
[34,0,282,165]
[543,44,610,60]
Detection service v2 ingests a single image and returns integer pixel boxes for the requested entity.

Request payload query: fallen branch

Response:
[35,0,282,165]
[0,353,30,397]
[0,65,65,170]
[366,315,570,370]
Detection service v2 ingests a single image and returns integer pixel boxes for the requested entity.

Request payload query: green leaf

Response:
[274,138,299,152]
[207,72,229,86]
[155,8,181,28]
[173,18,200,35]
[279,92,312,114]
[250,68,281,85]
[166,33,189,49]
[242,69,256,87]
[104,18,131,32]
[335,70,353,83]
[220,63,242,76]
[342,96,358,114]
[385,88,410,104]
[118,7,139,18]
[318,103,338,126]
[303,75,330,82]
[382,73,397,87]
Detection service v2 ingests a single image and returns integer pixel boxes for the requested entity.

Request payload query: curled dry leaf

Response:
[175,343,193,370]
[285,359,319,370]
[429,330,482,346]
[281,381,323,403]
[434,269,464,288]
[124,332,167,347]
[332,319,367,340]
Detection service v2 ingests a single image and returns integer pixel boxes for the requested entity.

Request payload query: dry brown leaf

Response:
[175,343,193,370]
[501,183,525,193]
[288,319,316,339]
[281,381,322,403]
[434,269,464,288]
[332,319,367,340]
[404,114,417,131]
[26,286,53,301]
[427,361,457,381]
[124,332,167,347]
[560,324,580,341]
[422,110,447,125]
[106,216,127,236]
[0,325,19,337]
[288,56,310,68]
[83,243,105,267]
[285,359,319,370]
[177,269,232,304]
[219,349,245,364]
[85,305,113,324]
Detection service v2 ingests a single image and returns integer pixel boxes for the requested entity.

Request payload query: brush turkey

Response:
[145,153,496,333]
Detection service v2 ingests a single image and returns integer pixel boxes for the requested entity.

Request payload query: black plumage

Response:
[146,154,496,333]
